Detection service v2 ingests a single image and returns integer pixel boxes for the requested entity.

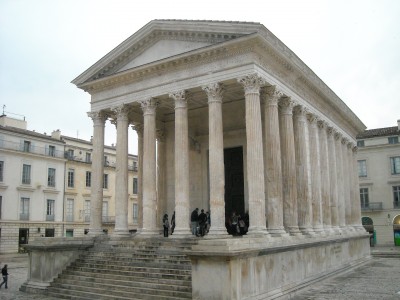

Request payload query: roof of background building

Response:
[357,126,399,139]
[0,125,65,143]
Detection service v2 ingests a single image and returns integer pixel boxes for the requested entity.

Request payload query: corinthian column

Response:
[112,105,130,236]
[334,132,346,230]
[202,83,228,236]
[87,111,107,236]
[318,120,333,234]
[279,97,301,236]
[293,105,314,236]
[351,146,365,232]
[132,124,144,230]
[238,74,268,235]
[342,138,353,232]
[263,87,288,237]
[307,114,323,234]
[327,127,340,233]
[157,129,167,231]
[140,98,158,234]
[170,91,191,236]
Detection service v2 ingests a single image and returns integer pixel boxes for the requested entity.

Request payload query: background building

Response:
[0,115,138,253]
[357,119,400,246]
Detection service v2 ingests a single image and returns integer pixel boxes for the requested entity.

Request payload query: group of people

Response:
[0,264,8,289]
[190,208,210,237]
[226,210,249,235]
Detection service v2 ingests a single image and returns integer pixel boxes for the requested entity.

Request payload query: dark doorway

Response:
[45,228,55,237]
[18,228,29,253]
[224,147,245,218]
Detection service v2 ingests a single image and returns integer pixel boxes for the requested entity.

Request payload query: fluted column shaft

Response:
[308,115,323,233]
[203,83,228,235]
[293,106,313,235]
[157,130,167,230]
[87,111,107,235]
[335,133,346,228]
[351,146,364,231]
[141,99,158,234]
[342,139,352,230]
[113,105,130,235]
[133,124,144,230]
[347,143,357,229]
[279,97,301,235]
[318,121,332,233]
[327,128,340,232]
[170,91,191,236]
[238,74,268,235]
[263,87,287,236]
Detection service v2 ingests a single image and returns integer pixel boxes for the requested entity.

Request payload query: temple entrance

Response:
[224,147,245,219]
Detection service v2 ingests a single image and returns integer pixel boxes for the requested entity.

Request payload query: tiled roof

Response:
[357,126,399,139]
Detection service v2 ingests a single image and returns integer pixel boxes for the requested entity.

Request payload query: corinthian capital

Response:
[169,90,188,109]
[278,97,296,114]
[132,123,144,137]
[202,83,224,103]
[262,85,284,105]
[237,73,267,94]
[140,98,158,115]
[111,104,130,121]
[87,111,108,123]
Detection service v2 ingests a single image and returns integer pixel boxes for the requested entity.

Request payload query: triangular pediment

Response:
[72,20,264,86]
[118,39,212,72]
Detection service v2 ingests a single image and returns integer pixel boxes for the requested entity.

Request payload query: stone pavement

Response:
[0,246,399,300]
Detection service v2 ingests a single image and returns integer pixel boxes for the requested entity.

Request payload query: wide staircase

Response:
[45,237,198,299]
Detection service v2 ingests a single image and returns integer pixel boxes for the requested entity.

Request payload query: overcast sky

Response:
[1,0,399,154]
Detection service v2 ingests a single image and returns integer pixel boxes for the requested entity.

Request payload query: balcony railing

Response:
[394,202,400,209]
[0,139,64,158]
[20,213,29,220]
[361,202,383,211]
[102,216,115,223]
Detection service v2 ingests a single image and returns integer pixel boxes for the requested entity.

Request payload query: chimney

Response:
[51,129,61,140]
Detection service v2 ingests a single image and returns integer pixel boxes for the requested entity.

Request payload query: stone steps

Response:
[45,238,195,299]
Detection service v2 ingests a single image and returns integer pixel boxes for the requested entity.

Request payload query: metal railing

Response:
[0,138,64,158]
[361,202,383,211]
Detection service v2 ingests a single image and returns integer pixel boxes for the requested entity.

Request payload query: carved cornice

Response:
[202,83,224,103]
[237,73,266,94]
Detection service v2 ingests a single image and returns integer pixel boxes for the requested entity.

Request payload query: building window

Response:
[65,229,73,237]
[103,174,108,189]
[394,186,400,208]
[388,136,399,144]
[67,149,74,159]
[48,168,56,187]
[22,164,31,184]
[0,161,3,182]
[360,188,369,209]
[358,160,367,177]
[102,201,109,222]
[84,200,90,222]
[357,140,365,147]
[45,228,55,237]
[67,169,74,188]
[390,157,400,175]
[23,140,31,152]
[104,156,109,166]
[85,171,91,188]
[66,198,74,222]
[85,152,91,163]
[133,178,138,194]
[133,161,138,171]
[20,197,29,220]
[46,199,55,221]
[48,145,56,157]
[133,203,138,222]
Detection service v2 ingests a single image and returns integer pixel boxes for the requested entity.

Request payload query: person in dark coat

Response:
[198,209,207,236]
[191,208,199,235]
[0,264,8,289]
[170,211,176,235]
[163,214,169,237]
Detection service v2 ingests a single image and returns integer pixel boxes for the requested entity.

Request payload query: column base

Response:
[138,228,161,236]
[87,228,105,236]
[247,227,270,237]
[208,227,230,236]
[112,229,131,237]
[299,226,316,237]
[171,228,192,238]
[268,227,290,237]
[287,226,302,236]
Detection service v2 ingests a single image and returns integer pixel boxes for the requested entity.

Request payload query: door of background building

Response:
[18,228,29,252]
[224,147,245,220]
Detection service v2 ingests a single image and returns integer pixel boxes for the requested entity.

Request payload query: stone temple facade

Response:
[25,20,370,299]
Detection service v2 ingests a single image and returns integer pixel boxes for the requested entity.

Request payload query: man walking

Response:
[0,264,8,289]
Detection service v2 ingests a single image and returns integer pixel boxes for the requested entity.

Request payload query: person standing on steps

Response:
[163,214,169,237]
[0,264,8,289]
[170,211,175,235]
[191,208,199,236]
